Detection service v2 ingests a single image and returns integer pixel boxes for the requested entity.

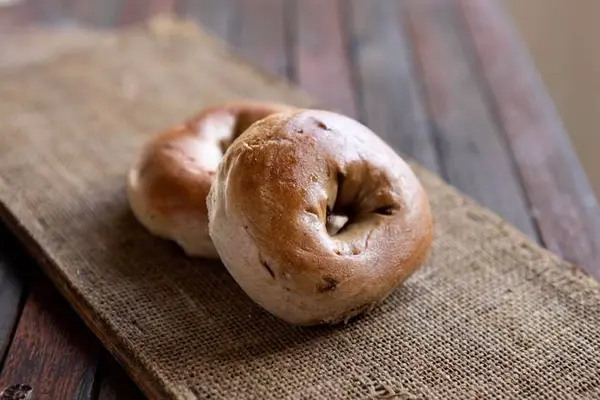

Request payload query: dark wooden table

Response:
[1,1,599,399]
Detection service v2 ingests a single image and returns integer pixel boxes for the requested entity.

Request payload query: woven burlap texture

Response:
[0,19,599,400]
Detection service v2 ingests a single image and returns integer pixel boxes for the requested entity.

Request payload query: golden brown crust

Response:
[127,100,294,258]
[207,109,433,325]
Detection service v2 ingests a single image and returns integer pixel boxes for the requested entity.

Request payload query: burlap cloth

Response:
[0,18,599,400]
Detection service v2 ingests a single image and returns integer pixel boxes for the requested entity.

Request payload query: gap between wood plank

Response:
[0,224,27,374]
[96,353,145,400]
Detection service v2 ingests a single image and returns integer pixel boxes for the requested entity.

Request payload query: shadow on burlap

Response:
[0,17,598,400]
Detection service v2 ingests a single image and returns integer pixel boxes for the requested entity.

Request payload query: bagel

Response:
[127,101,294,258]
[207,109,433,325]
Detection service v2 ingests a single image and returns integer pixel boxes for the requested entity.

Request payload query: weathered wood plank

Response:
[402,0,537,239]
[456,0,600,279]
[175,0,233,41]
[230,0,290,78]
[0,275,99,400]
[347,0,440,173]
[0,225,26,370]
[294,0,357,118]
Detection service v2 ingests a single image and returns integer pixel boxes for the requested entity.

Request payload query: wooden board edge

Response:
[0,203,169,400]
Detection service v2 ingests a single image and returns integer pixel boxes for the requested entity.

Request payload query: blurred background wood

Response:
[0,1,598,398]
[505,0,600,201]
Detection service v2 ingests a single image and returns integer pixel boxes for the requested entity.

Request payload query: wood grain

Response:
[402,0,537,239]
[0,276,100,400]
[294,0,357,118]
[347,0,440,173]
[231,0,290,78]
[456,0,600,279]
[0,224,26,370]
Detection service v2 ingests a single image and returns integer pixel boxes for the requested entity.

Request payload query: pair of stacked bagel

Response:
[127,101,433,326]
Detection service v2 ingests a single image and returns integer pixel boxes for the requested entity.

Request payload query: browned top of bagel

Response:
[138,100,293,215]
[208,109,433,324]
[127,100,294,257]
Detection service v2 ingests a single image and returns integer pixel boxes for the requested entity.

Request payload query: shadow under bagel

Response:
[86,195,317,357]
[96,200,432,385]
[91,192,400,375]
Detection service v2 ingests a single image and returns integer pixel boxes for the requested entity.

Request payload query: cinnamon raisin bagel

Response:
[207,109,433,325]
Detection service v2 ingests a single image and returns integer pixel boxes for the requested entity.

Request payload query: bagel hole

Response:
[327,214,350,236]
[306,202,349,235]
[324,163,400,245]
[325,170,354,236]
[326,202,351,236]
[336,170,345,189]
[374,206,395,216]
